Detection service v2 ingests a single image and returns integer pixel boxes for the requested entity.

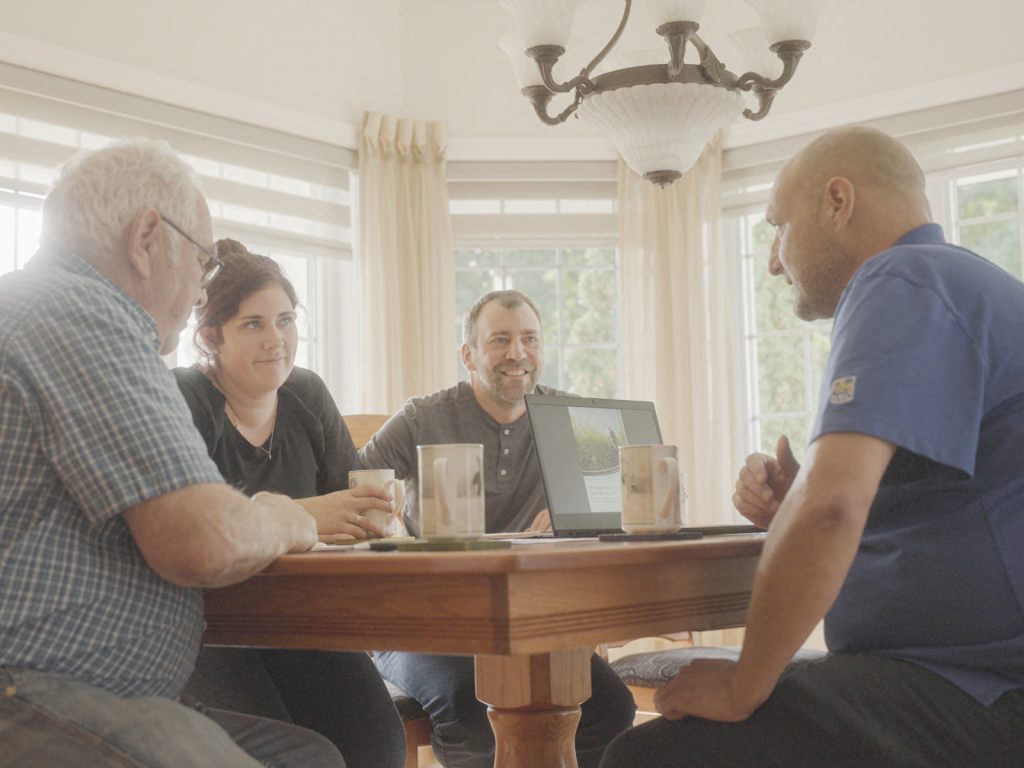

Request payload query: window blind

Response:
[0,61,357,260]
[447,159,618,249]
[722,88,1024,215]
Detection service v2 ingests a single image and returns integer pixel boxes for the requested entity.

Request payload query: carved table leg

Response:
[475,647,592,768]
[488,706,581,768]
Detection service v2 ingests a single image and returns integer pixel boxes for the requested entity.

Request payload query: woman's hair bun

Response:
[215,238,250,258]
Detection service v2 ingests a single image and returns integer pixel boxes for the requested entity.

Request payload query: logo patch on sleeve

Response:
[829,376,856,405]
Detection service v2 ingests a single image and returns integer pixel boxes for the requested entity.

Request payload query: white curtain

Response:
[618,136,744,527]
[359,112,455,413]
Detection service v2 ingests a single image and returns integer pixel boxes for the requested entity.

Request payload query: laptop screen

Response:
[525,394,663,535]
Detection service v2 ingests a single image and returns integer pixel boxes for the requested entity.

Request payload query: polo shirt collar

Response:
[893,222,946,247]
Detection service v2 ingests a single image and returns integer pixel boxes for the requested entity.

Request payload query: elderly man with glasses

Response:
[0,140,347,768]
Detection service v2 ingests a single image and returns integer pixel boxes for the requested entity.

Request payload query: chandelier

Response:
[498,0,824,186]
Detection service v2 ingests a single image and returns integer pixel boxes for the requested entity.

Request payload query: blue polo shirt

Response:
[813,224,1024,705]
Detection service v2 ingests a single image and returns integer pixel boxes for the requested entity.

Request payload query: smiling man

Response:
[361,289,636,768]
[362,289,556,536]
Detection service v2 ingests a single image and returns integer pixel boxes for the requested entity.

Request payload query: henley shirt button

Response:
[503,429,510,435]
[503,448,510,455]
[500,469,508,476]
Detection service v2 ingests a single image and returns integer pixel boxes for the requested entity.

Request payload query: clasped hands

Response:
[654,435,801,723]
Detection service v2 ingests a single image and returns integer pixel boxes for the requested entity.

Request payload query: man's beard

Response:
[482,366,540,409]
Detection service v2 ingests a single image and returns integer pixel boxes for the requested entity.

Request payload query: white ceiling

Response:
[1,0,1023,158]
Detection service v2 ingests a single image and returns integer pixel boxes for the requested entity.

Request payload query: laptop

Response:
[524,393,761,539]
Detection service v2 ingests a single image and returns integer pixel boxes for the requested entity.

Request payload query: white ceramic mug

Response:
[619,445,682,534]
[348,469,406,537]
[418,444,485,539]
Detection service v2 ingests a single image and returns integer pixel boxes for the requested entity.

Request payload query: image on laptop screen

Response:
[525,394,663,536]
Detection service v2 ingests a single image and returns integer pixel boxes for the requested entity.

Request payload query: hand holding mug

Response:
[349,469,406,538]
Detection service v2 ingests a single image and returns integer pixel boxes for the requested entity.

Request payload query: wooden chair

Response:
[342,413,392,450]
[342,412,432,767]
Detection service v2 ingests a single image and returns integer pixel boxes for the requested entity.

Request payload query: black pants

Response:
[182,647,406,768]
[600,653,1024,768]
[375,650,637,768]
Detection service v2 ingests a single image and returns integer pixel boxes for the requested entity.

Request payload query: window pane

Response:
[271,252,311,337]
[537,347,560,390]
[756,334,805,414]
[957,173,1019,220]
[959,220,1023,280]
[753,254,800,332]
[293,341,310,370]
[0,206,14,275]
[456,270,501,345]
[808,330,832,404]
[455,248,500,269]
[506,268,558,344]
[17,209,42,269]
[751,217,775,254]
[503,249,555,268]
[563,247,615,267]
[563,269,616,344]
[759,416,810,463]
[563,347,616,398]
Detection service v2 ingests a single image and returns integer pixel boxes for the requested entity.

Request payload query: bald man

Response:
[600,127,1024,768]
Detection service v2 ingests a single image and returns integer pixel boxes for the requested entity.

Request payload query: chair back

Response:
[343,414,392,450]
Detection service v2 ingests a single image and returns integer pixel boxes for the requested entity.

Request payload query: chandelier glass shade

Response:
[577,82,745,185]
[499,0,824,186]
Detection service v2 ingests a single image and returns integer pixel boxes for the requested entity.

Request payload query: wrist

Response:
[727,663,776,716]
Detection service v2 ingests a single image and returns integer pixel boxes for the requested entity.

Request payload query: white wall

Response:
[0,0,405,143]
[2,0,1024,154]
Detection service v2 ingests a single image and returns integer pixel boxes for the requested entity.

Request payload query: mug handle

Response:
[383,479,405,529]
[657,457,679,524]
[434,457,452,529]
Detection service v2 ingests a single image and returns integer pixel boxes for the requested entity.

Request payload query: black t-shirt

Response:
[173,366,360,499]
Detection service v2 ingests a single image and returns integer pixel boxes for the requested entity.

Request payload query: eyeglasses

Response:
[160,215,223,288]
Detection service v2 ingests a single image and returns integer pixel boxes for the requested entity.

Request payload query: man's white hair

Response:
[42,138,200,259]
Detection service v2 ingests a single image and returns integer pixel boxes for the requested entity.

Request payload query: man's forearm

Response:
[124,484,317,588]
[729,433,895,709]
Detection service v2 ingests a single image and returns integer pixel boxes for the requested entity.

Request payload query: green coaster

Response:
[396,538,511,551]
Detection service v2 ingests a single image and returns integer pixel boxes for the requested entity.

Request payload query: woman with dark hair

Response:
[175,238,406,768]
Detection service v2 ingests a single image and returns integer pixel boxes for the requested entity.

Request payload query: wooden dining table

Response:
[203,534,765,768]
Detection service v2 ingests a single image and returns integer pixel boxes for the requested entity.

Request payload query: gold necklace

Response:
[224,396,277,461]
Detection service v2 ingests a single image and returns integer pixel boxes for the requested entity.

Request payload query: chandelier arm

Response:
[735,40,810,92]
[743,88,778,121]
[527,45,595,94]
[540,64,594,95]
[581,0,633,79]
[522,85,582,126]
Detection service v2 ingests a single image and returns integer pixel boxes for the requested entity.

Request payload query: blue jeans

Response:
[375,651,636,768]
[0,667,344,768]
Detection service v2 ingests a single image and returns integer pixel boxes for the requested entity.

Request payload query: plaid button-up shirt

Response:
[0,249,224,698]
